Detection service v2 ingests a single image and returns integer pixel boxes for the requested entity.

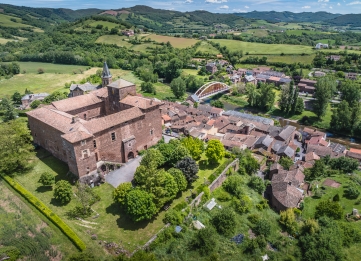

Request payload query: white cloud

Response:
[302,5,311,8]
[205,0,227,3]
[347,1,361,5]
[318,0,329,2]
[219,5,229,9]
[184,0,193,3]
[337,2,341,5]
[245,5,249,8]
[233,8,247,12]
[329,6,333,8]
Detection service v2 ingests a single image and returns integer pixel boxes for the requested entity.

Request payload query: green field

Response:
[286,29,325,36]
[211,39,314,55]
[0,179,77,260]
[240,54,315,64]
[95,35,133,48]
[148,34,199,48]
[242,29,269,37]
[196,41,219,55]
[0,13,31,28]
[88,20,119,29]
[0,64,140,98]
[318,38,336,45]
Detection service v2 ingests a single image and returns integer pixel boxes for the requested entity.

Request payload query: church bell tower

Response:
[101,61,112,87]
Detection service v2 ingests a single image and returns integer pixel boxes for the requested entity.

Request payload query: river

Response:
[202,98,361,149]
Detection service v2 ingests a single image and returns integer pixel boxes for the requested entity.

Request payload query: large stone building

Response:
[27,62,163,178]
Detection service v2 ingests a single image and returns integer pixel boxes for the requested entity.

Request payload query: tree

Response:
[248,176,266,194]
[0,120,34,175]
[170,77,186,99]
[232,195,252,214]
[210,100,224,108]
[315,200,343,220]
[54,180,72,204]
[42,91,67,104]
[279,85,291,113]
[30,100,41,109]
[330,100,352,132]
[189,226,219,256]
[211,208,236,236]
[113,182,132,207]
[163,209,184,225]
[75,182,99,217]
[254,219,271,236]
[0,98,17,122]
[125,189,157,222]
[140,82,156,94]
[340,80,361,105]
[345,182,360,199]
[168,168,187,191]
[313,77,335,118]
[279,157,294,170]
[11,91,22,104]
[255,83,276,111]
[305,159,326,180]
[175,157,199,183]
[328,156,359,173]
[140,148,164,169]
[38,172,55,187]
[246,83,259,107]
[223,175,243,196]
[110,28,118,34]
[295,97,304,114]
[279,208,299,235]
[181,137,204,160]
[166,58,183,81]
[205,140,225,164]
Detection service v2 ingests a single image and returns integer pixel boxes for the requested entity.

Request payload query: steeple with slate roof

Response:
[101,61,112,87]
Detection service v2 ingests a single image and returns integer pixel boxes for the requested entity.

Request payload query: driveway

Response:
[105,156,142,188]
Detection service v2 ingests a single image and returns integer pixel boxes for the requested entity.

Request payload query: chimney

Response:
[72,116,79,123]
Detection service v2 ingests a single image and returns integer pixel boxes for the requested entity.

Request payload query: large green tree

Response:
[255,83,276,111]
[246,83,259,107]
[0,120,34,175]
[313,77,336,118]
[315,200,343,220]
[168,168,187,192]
[113,182,132,207]
[125,189,157,222]
[170,77,186,99]
[205,139,225,164]
[0,98,17,122]
[340,80,361,105]
[330,100,352,132]
[211,208,237,236]
[181,137,204,160]
[175,156,199,183]
[166,58,183,81]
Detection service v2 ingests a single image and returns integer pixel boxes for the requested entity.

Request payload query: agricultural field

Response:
[0,13,31,27]
[242,29,269,37]
[0,179,77,260]
[131,43,155,52]
[211,39,315,55]
[0,64,140,98]
[147,34,199,48]
[95,35,133,48]
[286,29,326,36]
[240,54,316,65]
[88,20,119,29]
[196,41,219,55]
[317,38,336,45]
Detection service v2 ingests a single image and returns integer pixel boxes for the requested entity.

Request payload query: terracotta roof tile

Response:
[120,96,162,110]
[51,93,103,112]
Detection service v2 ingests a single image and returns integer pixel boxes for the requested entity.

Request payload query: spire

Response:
[102,61,112,79]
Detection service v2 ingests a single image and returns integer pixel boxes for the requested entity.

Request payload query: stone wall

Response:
[209,159,239,192]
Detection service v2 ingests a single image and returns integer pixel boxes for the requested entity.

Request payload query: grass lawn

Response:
[182,69,200,76]
[131,43,155,52]
[139,82,177,100]
[95,35,134,48]
[211,39,315,55]
[0,65,141,98]
[88,21,119,29]
[147,34,199,48]
[240,54,315,65]
[196,41,219,55]
[0,179,78,260]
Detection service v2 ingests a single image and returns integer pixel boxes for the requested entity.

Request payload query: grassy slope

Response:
[88,21,119,29]
[148,34,199,48]
[0,13,31,27]
[240,54,315,64]
[212,39,314,55]
[0,178,78,260]
[196,41,219,55]
[95,35,133,48]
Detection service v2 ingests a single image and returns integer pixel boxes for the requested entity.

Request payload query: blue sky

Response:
[3,0,361,14]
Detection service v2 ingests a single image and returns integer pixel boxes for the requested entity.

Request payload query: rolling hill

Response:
[235,11,341,22]
[325,14,361,27]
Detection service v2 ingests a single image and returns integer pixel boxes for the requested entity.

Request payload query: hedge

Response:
[1,175,86,251]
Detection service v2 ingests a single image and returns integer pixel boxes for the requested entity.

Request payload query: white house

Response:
[315,43,329,49]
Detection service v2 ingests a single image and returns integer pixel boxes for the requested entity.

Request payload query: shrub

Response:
[163,209,184,225]
[247,213,261,224]
[248,176,266,194]
[2,175,86,250]
[37,68,45,74]
[232,195,252,214]
[54,180,72,204]
[38,172,55,187]
[253,219,271,236]
[211,207,236,236]
[315,200,343,220]
[345,182,360,199]
[333,193,340,202]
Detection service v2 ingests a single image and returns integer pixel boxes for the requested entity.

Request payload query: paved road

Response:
[105,156,142,188]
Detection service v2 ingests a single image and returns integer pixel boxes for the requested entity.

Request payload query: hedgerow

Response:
[1,175,86,251]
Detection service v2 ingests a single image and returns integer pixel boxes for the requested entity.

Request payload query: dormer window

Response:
[81,140,86,146]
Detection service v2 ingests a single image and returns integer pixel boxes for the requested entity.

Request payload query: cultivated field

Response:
[239,54,316,64]
[0,64,141,97]
[211,39,315,55]
[196,41,219,55]
[147,34,199,48]
[88,20,119,29]
[0,179,77,260]
[95,35,133,48]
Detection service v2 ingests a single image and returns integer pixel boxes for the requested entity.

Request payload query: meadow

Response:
[95,35,133,48]
[0,178,77,260]
[147,34,199,48]
[240,54,316,65]
[196,41,219,55]
[211,39,315,55]
[0,13,31,28]
[88,20,119,29]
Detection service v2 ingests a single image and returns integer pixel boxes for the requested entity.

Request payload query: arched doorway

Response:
[128,151,134,160]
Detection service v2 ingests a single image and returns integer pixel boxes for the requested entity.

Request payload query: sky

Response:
[2,0,361,14]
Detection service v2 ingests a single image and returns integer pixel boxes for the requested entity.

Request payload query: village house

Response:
[313,71,326,77]
[69,82,100,97]
[346,72,358,80]
[326,55,341,61]
[27,62,163,179]
[315,43,329,49]
[21,93,49,109]
[122,29,134,36]
[298,79,317,94]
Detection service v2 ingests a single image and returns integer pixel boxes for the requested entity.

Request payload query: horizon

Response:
[1,1,360,14]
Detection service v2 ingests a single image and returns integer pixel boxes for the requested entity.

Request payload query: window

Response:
[82,150,89,158]
[128,143,131,147]
[83,114,87,120]
[81,140,86,146]
[93,140,97,148]
[150,129,154,135]
[111,132,116,141]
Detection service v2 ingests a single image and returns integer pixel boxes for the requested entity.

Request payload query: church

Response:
[27,62,163,178]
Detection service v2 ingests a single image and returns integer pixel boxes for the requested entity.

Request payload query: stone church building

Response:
[27,62,163,178]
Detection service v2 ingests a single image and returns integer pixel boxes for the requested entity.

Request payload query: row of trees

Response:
[279,81,304,115]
